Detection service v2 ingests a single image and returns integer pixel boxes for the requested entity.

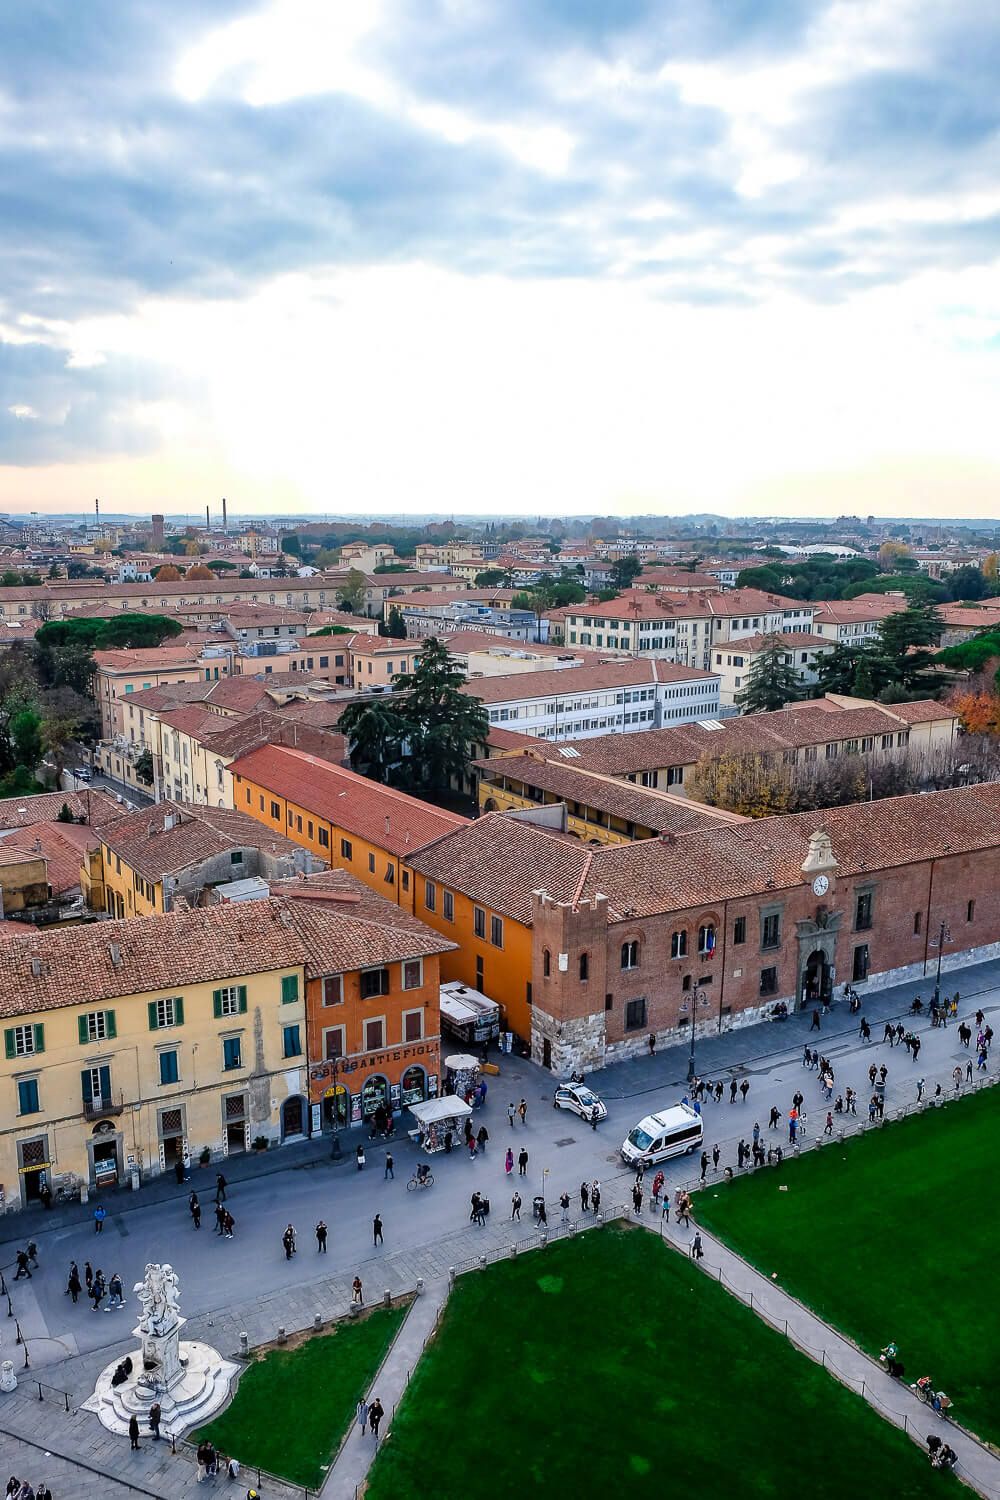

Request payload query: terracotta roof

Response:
[93,645,205,670]
[411,782,1000,927]
[0,789,121,832]
[271,699,352,729]
[98,800,306,882]
[888,700,958,725]
[272,872,456,972]
[812,598,903,624]
[562,587,809,622]
[718,632,831,652]
[201,711,349,767]
[476,753,746,834]
[349,635,414,657]
[227,746,468,854]
[2,821,97,894]
[157,705,225,740]
[204,678,274,714]
[122,682,216,713]
[0,901,307,1017]
[462,658,715,706]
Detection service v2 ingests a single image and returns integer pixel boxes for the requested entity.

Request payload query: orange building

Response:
[275,873,456,1129]
[227,745,467,906]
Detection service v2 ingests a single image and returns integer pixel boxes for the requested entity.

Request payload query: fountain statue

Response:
[84,1260,238,1436]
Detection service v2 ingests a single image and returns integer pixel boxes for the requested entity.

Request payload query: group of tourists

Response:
[5,1479,52,1500]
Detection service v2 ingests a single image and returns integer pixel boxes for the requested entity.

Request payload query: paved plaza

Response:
[1,954,998,1497]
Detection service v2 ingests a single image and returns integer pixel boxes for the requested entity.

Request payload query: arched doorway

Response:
[281,1094,305,1140]
[323,1083,349,1130]
[802,949,832,1008]
[361,1074,389,1118]
[483,798,499,812]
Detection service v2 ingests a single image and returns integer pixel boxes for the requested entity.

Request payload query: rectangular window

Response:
[733,916,746,945]
[368,852,376,874]
[280,974,299,1004]
[425,880,436,912]
[213,985,247,1018]
[361,967,390,999]
[324,1026,345,1060]
[967,899,976,922]
[270,800,281,820]
[222,1036,242,1071]
[364,1017,385,1052]
[852,944,869,982]
[319,827,329,847]
[282,1024,302,1059]
[147,997,183,1031]
[4,1024,43,1059]
[625,996,647,1031]
[323,975,343,1006]
[490,915,504,948]
[761,913,781,950]
[158,1050,179,1086]
[403,1010,423,1042]
[913,911,922,935]
[442,889,454,922]
[341,838,353,860]
[475,954,484,988]
[666,765,683,786]
[604,992,613,1012]
[670,931,687,959]
[78,1010,117,1044]
[402,959,422,990]
[855,892,873,931]
[759,967,778,997]
[17,1078,39,1115]
[473,906,486,939]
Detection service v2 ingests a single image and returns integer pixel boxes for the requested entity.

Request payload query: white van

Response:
[620,1104,703,1167]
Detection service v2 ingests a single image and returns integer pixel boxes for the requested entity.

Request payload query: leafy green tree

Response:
[41,709,81,779]
[736,637,804,714]
[11,708,43,770]
[134,749,154,785]
[57,801,76,822]
[337,697,408,782]
[385,606,407,639]
[474,569,507,587]
[945,565,987,601]
[611,554,642,591]
[336,568,368,614]
[281,534,302,558]
[393,638,490,791]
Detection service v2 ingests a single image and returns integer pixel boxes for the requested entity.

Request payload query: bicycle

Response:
[406,1171,434,1191]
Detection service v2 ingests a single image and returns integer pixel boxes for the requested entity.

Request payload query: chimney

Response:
[385,815,390,836]
[222,496,228,532]
[205,503,211,531]
[658,830,676,845]
[109,941,122,967]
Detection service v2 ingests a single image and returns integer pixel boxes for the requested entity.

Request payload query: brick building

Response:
[407,783,1000,1073]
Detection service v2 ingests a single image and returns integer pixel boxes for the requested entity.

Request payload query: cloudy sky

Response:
[2,0,1000,520]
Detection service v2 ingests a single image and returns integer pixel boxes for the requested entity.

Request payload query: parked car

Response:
[553,1082,607,1121]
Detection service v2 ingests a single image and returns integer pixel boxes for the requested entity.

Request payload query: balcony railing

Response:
[83,1093,125,1121]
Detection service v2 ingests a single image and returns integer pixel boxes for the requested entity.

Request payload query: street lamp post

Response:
[931,921,951,1009]
[682,989,710,1082]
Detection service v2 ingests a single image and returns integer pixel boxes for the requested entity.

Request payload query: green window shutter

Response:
[33,1024,44,1055]
[106,1010,117,1040]
[81,1069,93,1104]
[213,990,223,1019]
[78,1015,89,1045]
[281,974,299,1004]
[238,985,248,1013]
[4,1028,14,1060]
[148,1001,159,1031]
[174,996,184,1026]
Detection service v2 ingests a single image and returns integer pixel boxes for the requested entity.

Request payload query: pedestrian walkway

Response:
[648,1215,1000,1500]
[323,1278,449,1497]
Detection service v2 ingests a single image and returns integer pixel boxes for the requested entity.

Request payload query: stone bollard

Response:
[238,1332,249,1356]
[130,1170,140,1192]
[510,1243,517,1258]
[313,1314,323,1332]
[539,1232,548,1247]
[448,1266,456,1287]
[383,1289,391,1307]
[0,1360,16,1394]
[349,1303,360,1318]
[416,1278,424,1296]
[79,1184,89,1205]
[277,1326,286,1345]
[478,1255,487,1270]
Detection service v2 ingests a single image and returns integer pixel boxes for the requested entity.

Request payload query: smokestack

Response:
[95,496,100,523]
[222,497,228,532]
[205,504,211,532]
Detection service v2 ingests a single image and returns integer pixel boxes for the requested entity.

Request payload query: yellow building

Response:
[97,800,314,918]
[0,903,308,1210]
[93,645,229,740]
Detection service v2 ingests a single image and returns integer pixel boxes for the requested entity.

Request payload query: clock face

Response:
[812,875,830,897]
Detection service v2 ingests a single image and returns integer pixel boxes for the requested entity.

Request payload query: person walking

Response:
[859,1017,871,1042]
[214,1203,226,1235]
[369,1399,384,1439]
[916,1077,924,1101]
[505,1147,514,1175]
[476,1125,489,1154]
[518,1098,528,1126]
[632,1182,643,1213]
[470,1193,485,1226]
[966,1058,974,1082]
[690,1232,704,1260]
[824,1112,833,1135]
[883,1021,895,1045]
[356,1398,369,1436]
[128,1415,140,1451]
[768,1106,779,1130]
[149,1402,161,1441]
[107,1271,124,1310]
[712,1144,721,1171]
[356,1144,366,1171]
[13,1249,31,1281]
[740,1079,750,1103]
[67,1263,81,1304]
[580,1180,590,1213]
[93,1204,106,1234]
[316,1220,328,1252]
[189,1192,201,1229]
[26,1240,38,1269]
[647,1033,656,1056]
[352,1276,364,1305]
[223,1210,235,1239]
[590,1103,600,1131]
[729,1078,738,1103]
[810,1009,821,1031]
[90,1270,105,1311]
[560,1191,570,1222]
[373,1214,384,1247]
[517,1147,528,1177]
[536,1199,548,1229]
[591,1180,601,1214]
[85,1261,93,1294]
[700,1150,709,1182]
[511,1191,522,1221]
[384,1151,394,1180]
[507,1102,515,1128]
[677,1193,692,1228]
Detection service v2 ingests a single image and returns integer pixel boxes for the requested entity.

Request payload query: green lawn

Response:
[195,1302,407,1487]
[696,1086,1000,1444]
[367,1226,944,1499]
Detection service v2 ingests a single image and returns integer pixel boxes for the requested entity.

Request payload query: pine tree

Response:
[735,636,804,714]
